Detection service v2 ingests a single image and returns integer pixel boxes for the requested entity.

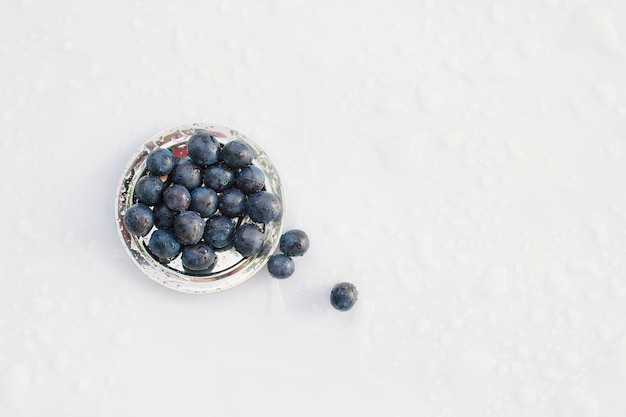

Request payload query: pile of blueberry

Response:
[123,130,282,272]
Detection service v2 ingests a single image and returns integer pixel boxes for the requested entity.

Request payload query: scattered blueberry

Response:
[218,188,247,218]
[330,282,358,311]
[246,191,281,224]
[203,164,236,192]
[171,162,202,190]
[279,229,309,257]
[123,203,154,237]
[134,175,164,206]
[162,184,191,212]
[189,187,218,218]
[146,148,175,176]
[236,165,265,195]
[221,140,254,168]
[148,229,181,261]
[152,203,177,230]
[267,254,295,279]
[182,242,216,271]
[173,211,205,245]
[187,130,220,166]
[233,223,264,256]
[204,215,235,248]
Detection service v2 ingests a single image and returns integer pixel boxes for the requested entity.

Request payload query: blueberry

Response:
[187,130,220,166]
[279,229,309,257]
[203,215,235,248]
[233,223,264,256]
[146,148,176,176]
[221,140,254,168]
[246,191,281,223]
[203,164,235,192]
[148,229,181,261]
[173,211,205,245]
[330,282,358,311]
[236,165,265,195]
[153,203,177,230]
[218,188,247,218]
[171,162,202,190]
[189,187,218,218]
[123,203,154,237]
[134,175,164,206]
[181,243,216,271]
[163,184,191,212]
[267,254,295,279]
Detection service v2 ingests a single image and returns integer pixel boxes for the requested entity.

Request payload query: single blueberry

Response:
[148,229,181,261]
[221,140,254,168]
[236,165,265,195]
[146,148,176,176]
[187,130,221,166]
[163,184,191,212]
[123,203,154,237]
[189,187,218,218]
[267,254,295,279]
[218,188,247,218]
[246,191,281,223]
[233,223,264,256]
[171,162,202,190]
[203,164,235,192]
[279,229,309,257]
[181,243,216,272]
[173,211,205,245]
[330,282,358,311]
[153,203,177,230]
[134,175,164,206]
[203,215,235,248]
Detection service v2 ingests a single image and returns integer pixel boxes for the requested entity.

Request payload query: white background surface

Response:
[2,0,626,415]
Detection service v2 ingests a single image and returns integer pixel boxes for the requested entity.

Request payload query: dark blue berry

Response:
[267,254,295,279]
[146,148,176,176]
[153,203,177,230]
[148,229,181,261]
[279,229,309,257]
[203,164,235,192]
[181,243,216,271]
[134,175,164,206]
[330,282,358,311]
[171,162,202,190]
[221,140,254,168]
[246,191,281,223]
[233,223,264,256]
[173,211,205,245]
[123,203,154,237]
[218,188,247,218]
[187,130,220,166]
[163,184,191,212]
[203,215,235,248]
[189,187,218,218]
[236,165,265,195]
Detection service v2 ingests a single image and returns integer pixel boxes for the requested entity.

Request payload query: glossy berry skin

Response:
[153,203,177,230]
[221,140,254,168]
[233,223,264,256]
[203,215,235,248]
[148,229,181,261]
[279,229,309,257]
[236,165,265,195]
[246,191,281,223]
[171,162,202,190]
[218,188,247,218]
[123,203,154,237]
[134,175,164,206]
[330,282,358,312]
[189,187,218,218]
[146,148,176,176]
[163,184,191,212]
[181,243,216,271]
[267,254,294,279]
[187,130,220,166]
[203,164,235,192]
[173,211,205,245]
